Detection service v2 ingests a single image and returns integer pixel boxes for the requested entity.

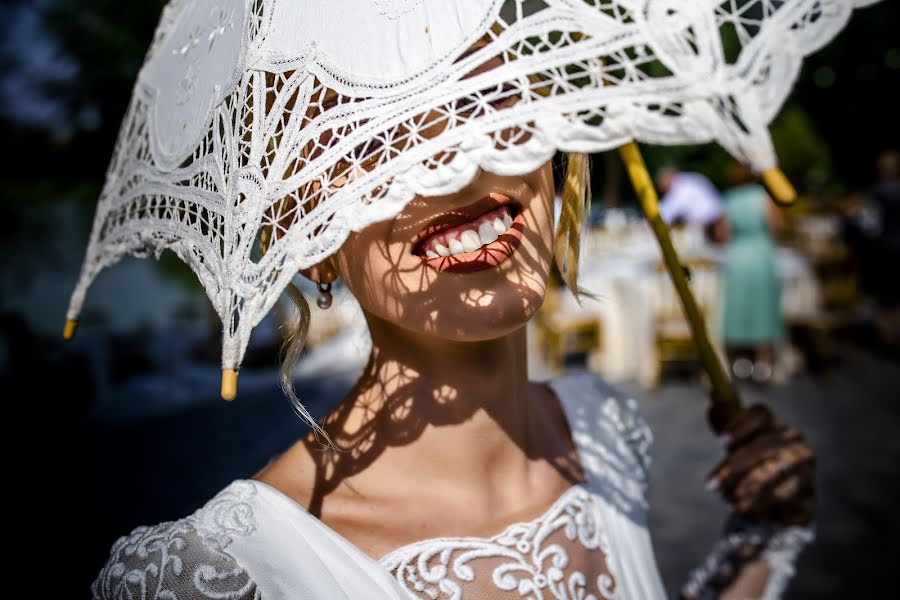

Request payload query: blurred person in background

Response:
[719,165,786,383]
[656,167,729,243]
[844,150,900,351]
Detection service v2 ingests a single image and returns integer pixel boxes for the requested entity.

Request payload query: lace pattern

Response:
[679,515,814,600]
[551,374,654,523]
[66,0,878,372]
[377,374,653,600]
[380,480,619,600]
[91,480,260,600]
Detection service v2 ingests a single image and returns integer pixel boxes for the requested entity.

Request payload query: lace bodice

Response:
[380,486,618,600]
[91,373,807,599]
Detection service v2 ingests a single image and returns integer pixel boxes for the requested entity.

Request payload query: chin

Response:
[422,277,548,342]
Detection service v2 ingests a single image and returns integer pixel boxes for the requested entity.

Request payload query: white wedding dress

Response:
[91,373,810,599]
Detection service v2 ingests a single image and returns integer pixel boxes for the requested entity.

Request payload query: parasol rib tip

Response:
[63,319,78,340]
[761,168,797,206]
[221,369,239,401]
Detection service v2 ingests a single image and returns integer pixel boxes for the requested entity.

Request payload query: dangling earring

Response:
[316,281,333,309]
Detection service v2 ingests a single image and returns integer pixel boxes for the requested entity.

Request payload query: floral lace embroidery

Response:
[600,396,653,481]
[372,0,426,19]
[91,480,260,600]
[380,485,619,600]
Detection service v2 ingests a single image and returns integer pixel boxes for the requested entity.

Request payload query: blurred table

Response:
[551,225,821,387]
[777,247,823,321]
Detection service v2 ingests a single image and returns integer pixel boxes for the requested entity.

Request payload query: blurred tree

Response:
[2,0,166,201]
[790,1,900,189]
[769,106,832,193]
[0,0,202,294]
[44,0,165,173]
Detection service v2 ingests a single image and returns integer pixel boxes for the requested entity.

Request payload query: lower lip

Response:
[420,210,525,274]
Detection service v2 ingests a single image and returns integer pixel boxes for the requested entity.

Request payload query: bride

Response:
[91,157,814,599]
[72,1,849,597]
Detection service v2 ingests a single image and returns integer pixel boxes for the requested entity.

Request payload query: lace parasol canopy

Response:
[66,0,877,377]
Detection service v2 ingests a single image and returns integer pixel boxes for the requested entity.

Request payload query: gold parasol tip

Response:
[760,168,797,207]
[221,369,239,401]
[62,319,78,340]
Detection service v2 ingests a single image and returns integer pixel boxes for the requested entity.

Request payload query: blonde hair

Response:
[554,152,592,296]
[277,152,592,434]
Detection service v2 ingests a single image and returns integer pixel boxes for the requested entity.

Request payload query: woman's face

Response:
[333,163,555,341]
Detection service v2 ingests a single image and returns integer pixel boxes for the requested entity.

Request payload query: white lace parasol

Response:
[66,0,877,375]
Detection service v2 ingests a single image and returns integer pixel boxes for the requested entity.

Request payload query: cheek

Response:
[502,167,555,313]
[335,227,418,321]
[509,162,555,277]
[529,166,556,258]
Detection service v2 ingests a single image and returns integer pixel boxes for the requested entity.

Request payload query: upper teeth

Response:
[421,207,514,258]
[478,221,499,245]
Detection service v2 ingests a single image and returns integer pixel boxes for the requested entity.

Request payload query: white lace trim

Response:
[680,516,814,600]
[380,485,620,600]
[66,0,877,371]
[759,525,816,600]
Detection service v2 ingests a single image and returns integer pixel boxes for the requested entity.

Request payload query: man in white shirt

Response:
[656,168,727,242]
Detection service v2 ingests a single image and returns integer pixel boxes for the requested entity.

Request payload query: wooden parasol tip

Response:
[221,369,239,401]
[760,168,797,207]
[62,319,78,340]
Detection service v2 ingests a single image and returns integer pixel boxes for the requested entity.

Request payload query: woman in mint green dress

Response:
[721,182,785,382]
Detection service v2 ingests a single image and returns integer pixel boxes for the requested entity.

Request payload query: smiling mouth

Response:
[412,194,524,273]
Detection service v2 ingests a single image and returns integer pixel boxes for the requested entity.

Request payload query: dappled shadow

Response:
[297,163,592,517]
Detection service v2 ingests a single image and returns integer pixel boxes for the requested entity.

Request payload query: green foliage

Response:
[2,0,167,193]
[769,106,831,189]
[41,0,167,125]
[789,1,900,187]
[156,251,205,294]
[638,142,735,190]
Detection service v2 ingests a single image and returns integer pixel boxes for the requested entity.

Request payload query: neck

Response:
[314,311,541,500]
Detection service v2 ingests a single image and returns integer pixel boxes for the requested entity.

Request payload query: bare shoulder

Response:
[251,437,320,510]
[251,438,413,558]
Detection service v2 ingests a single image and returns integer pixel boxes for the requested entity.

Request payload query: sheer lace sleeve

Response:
[549,372,655,511]
[91,520,260,600]
[587,375,655,483]
[92,481,261,600]
[679,514,814,600]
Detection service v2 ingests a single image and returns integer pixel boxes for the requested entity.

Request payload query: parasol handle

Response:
[760,168,797,207]
[617,142,743,430]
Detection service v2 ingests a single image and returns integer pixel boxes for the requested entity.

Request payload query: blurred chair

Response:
[650,257,721,387]
[786,203,863,365]
[534,278,603,375]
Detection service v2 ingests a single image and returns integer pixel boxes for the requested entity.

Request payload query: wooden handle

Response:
[618,142,742,427]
